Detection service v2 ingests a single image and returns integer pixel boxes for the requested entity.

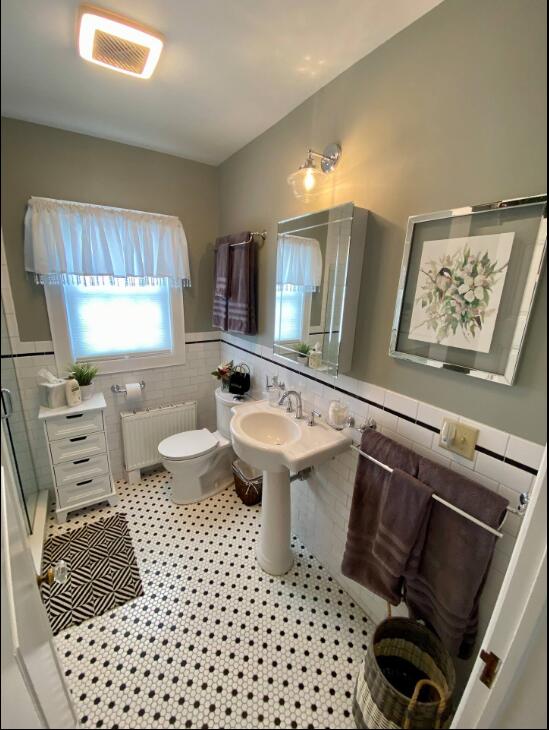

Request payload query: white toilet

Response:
[158,388,242,504]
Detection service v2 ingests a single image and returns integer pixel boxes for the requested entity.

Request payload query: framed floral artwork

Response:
[390,195,546,385]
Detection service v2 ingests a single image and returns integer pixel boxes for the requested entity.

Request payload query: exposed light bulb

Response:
[303,168,316,192]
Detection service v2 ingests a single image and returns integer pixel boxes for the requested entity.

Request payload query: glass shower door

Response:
[1,301,39,533]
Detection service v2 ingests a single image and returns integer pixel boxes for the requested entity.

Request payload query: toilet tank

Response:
[215,388,241,439]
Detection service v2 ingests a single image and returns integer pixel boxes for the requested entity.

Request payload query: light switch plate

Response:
[439,419,479,460]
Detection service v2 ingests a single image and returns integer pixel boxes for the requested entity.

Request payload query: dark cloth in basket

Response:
[353,618,455,730]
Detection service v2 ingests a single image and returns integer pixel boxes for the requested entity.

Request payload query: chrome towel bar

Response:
[347,417,523,539]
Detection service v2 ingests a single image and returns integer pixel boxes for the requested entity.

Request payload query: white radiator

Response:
[121,401,197,477]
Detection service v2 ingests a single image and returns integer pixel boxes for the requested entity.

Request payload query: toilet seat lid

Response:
[158,429,218,461]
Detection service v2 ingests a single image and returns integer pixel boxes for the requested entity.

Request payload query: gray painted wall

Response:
[1,117,219,337]
[218,0,547,443]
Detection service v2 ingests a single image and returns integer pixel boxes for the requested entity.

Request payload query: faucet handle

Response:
[265,374,278,390]
[308,409,322,426]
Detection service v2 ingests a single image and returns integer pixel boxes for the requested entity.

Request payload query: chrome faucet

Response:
[278,390,303,419]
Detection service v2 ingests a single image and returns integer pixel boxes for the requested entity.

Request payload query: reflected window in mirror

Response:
[273,203,368,376]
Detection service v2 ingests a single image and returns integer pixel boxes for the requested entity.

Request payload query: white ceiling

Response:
[1,0,442,165]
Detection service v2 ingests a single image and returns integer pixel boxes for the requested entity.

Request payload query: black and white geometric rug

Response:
[40,512,143,634]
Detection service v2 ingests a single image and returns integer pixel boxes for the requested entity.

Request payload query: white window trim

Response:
[44,283,186,375]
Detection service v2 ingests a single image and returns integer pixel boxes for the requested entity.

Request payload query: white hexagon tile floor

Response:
[45,469,373,729]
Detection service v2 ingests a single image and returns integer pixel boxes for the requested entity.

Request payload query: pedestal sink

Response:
[230,402,352,575]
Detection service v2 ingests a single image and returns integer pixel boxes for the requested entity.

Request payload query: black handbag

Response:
[229,363,251,396]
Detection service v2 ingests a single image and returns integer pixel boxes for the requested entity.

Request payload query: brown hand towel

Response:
[404,457,509,658]
[372,469,433,578]
[212,235,234,330]
[341,431,420,606]
[227,236,257,335]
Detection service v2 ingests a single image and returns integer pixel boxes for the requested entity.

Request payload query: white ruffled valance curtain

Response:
[24,197,191,287]
[276,234,323,292]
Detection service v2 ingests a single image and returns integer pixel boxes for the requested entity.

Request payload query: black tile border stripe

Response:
[2,335,538,478]
[185,339,222,345]
[220,337,540,478]
[0,339,221,359]
[1,351,55,358]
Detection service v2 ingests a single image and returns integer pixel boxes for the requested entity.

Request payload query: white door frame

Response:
[452,448,547,728]
[1,432,77,729]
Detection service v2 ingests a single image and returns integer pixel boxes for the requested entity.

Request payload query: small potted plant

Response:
[211,360,235,391]
[294,342,311,364]
[67,362,99,401]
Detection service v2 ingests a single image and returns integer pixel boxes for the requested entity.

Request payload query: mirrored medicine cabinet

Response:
[273,202,368,376]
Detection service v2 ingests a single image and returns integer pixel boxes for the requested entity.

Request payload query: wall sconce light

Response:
[287,143,342,199]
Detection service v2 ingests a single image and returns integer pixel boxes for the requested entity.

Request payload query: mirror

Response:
[273,202,367,375]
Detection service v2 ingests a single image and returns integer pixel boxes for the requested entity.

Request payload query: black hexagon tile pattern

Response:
[46,469,373,729]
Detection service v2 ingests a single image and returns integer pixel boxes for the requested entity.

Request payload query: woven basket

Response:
[232,459,262,506]
[353,618,455,729]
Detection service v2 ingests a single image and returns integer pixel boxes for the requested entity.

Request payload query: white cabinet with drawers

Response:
[39,392,118,523]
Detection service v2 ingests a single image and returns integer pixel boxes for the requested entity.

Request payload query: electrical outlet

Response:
[439,419,479,460]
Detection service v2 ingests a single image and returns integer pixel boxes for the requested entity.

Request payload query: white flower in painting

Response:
[414,243,509,346]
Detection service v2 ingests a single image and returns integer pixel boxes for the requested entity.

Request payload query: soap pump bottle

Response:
[308,343,322,369]
[65,377,82,407]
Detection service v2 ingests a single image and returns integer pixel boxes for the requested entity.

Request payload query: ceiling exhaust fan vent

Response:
[78,5,164,79]
[92,30,149,75]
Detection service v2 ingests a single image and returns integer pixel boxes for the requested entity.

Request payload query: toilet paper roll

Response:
[125,383,143,408]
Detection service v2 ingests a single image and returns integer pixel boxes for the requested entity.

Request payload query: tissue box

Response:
[38,381,67,409]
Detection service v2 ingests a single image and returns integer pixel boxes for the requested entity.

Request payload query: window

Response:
[64,281,172,359]
[274,285,309,343]
[45,279,185,374]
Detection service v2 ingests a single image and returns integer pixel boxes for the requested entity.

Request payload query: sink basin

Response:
[230,401,351,473]
[238,411,301,447]
[230,401,352,576]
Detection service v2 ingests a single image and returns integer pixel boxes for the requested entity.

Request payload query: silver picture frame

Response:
[389,194,547,385]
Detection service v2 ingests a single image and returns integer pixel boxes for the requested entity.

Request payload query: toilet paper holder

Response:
[111,381,146,395]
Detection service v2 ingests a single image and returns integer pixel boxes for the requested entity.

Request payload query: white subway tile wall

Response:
[10,340,222,488]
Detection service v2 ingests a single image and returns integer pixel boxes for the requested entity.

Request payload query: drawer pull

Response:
[69,436,87,442]
[76,479,93,486]
[73,458,90,465]
[65,413,84,419]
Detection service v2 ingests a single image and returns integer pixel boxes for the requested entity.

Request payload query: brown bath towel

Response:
[341,430,420,605]
[404,457,509,658]
[212,235,233,330]
[227,236,257,335]
[372,468,433,578]
[212,232,255,332]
